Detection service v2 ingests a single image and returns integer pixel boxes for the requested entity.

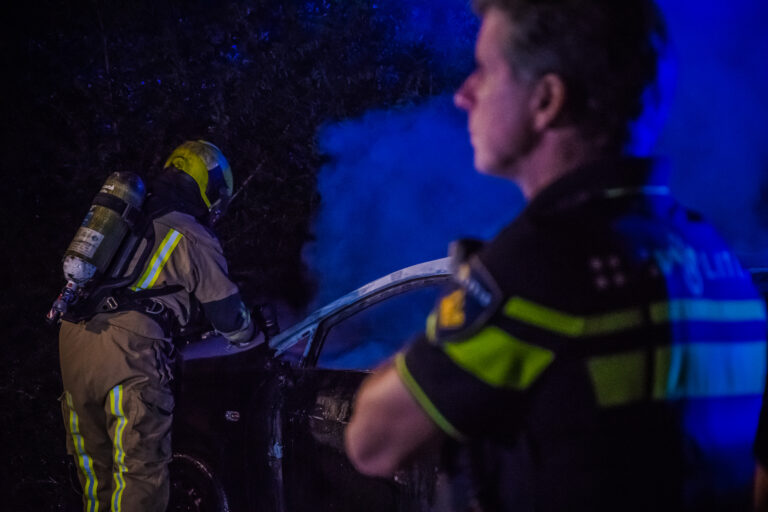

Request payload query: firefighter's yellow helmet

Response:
[163,140,233,211]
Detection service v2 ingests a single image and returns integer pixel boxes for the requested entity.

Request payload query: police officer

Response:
[59,141,257,511]
[345,1,766,510]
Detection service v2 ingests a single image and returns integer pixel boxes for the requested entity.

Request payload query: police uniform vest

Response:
[398,158,766,511]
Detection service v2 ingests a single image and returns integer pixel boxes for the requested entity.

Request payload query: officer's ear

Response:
[529,73,567,132]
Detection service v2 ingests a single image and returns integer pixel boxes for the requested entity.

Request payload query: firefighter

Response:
[345,1,766,510]
[59,140,258,512]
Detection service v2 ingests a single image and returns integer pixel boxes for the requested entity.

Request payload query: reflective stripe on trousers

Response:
[109,386,128,511]
[65,391,101,512]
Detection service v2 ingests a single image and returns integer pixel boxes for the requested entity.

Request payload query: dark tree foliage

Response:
[0,0,470,507]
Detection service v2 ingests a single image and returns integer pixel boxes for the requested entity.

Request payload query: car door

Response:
[270,273,450,512]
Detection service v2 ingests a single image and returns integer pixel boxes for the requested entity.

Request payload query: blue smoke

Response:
[309,0,768,303]
[626,32,678,156]
[306,95,522,308]
[655,0,768,265]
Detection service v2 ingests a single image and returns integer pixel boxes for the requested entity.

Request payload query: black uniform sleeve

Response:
[396,255,556,440]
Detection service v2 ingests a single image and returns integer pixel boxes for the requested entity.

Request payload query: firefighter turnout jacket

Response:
[397,157,767,511]
[59,210,253,512]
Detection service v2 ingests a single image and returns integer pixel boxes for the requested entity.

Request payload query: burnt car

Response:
[169,258,452,511]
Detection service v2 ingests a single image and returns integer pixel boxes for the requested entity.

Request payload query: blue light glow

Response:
[308,1,768,497]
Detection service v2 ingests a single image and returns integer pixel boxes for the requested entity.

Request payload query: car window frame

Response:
[307,275,451,369]
[269,258,452,368]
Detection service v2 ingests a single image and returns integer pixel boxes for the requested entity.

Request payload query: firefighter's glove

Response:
[254,303,280,340]
[229,328,265,349]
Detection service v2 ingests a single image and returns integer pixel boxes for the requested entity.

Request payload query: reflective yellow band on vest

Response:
[65,391,100,512]
[603,185,670,199]
[587,340,767,407]
[108,386,127,512]
[130,229,183,291]
[443,326,555,390]
[395,353,466,441]
[587,350,655,407]
[503,297,766,338]
[649,299,767,323]
[503,297,644,337]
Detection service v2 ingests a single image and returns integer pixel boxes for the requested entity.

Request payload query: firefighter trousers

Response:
[59,316,175,512]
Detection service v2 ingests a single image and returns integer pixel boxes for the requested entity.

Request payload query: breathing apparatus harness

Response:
[46,172,204,336]
[63,206,183,333]
[47,142,270,342]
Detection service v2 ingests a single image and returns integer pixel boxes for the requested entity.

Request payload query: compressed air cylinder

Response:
[62,172,146,285]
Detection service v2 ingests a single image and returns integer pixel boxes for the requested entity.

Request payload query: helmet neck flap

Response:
[146,169,210,222]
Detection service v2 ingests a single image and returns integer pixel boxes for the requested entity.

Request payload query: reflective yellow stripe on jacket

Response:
[586,341,767,406]
[130,229,183,291]
[108,386,127,512]
[504,297,766,334]
[442,326,555,390]
[503,297,645,337]
[501,296,767,407]
[436,296,765,407]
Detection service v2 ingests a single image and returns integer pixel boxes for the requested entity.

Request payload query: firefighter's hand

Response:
[229,329,265,348]
[253,303,280,339]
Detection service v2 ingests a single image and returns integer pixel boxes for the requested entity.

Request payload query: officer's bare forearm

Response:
[345,359,440,477]
[755,462,768,511]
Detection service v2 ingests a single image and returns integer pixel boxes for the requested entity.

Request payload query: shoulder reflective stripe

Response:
[130,229,183,291]
[109,386,127,512]
[504,297,766,337]
[503,297,644,337]
[395,353,466,441]
[650,299,767,323]
[65,392,100,512]
[603,185,670,199]
[587,340,767,407]
[443,326,554,390]
[425,311,437,342]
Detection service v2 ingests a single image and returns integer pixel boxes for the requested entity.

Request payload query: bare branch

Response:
[229,161,264,206]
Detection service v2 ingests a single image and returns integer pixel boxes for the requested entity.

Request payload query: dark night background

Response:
[1,0,768,510]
